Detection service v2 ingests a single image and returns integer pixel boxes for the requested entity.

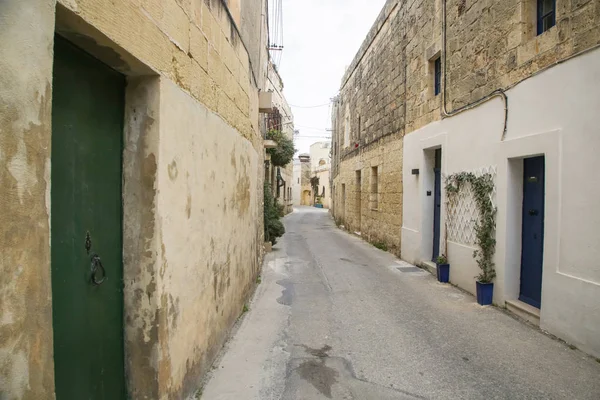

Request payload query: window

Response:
[434,57,442,96]
[322,186,326,197]
[358,116,361,139]
[356,170,362,214]
[344,104,350,146]
[298,178,300,184]
[537,0,556,35]
[370,166,379,210]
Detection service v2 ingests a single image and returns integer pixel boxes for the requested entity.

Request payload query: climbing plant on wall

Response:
[266,130,295,167]
[264,182,285,244]
[445,172,497,283]
[310,176,320,203]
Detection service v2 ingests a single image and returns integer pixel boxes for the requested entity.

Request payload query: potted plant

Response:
[315,196,324,208]
[476,278,494,306]
[435,255,450,283]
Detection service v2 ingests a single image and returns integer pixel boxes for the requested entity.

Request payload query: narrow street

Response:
[202,207,600,400]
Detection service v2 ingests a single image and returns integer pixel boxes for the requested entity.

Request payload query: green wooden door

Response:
[51,36,126,400]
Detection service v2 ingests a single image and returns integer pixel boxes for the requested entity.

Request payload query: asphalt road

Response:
[201,207,600,400]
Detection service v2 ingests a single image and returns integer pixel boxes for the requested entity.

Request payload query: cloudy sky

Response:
[276,0,387,154]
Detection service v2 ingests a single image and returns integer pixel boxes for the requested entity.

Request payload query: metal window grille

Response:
[264,107,282,134]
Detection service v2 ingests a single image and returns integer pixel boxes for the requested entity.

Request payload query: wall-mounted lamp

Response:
[412,169,420,175]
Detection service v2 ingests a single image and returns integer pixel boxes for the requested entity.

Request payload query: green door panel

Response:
[51,35,126,400]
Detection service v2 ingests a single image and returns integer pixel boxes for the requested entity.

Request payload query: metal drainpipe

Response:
[441,0,509,140]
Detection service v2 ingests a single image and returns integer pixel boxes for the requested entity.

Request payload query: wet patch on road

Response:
[289,344,426,399]
[299,344,332,358]
[296,358,339,398]
[276,279,295,306]
[339,257,368,267]
[296,345,338,398]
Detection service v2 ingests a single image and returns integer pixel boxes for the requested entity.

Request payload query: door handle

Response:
[90,254,106,285]
[529,209,539,216]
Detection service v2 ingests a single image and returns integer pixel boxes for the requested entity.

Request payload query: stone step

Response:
[506,299,540,326]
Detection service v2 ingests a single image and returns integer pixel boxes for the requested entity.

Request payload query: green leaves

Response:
[264,182,285,244]
[266,130,296,167]
[446,172,497,283]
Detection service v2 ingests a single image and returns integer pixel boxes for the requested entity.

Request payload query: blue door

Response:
[432,149,442,261]
[519,156,545,308]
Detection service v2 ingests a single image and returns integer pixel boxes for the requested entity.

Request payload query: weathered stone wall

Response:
[332,0,600,254]
[333,134,403,254]
[0,1,56,399]
[0,0,268,399]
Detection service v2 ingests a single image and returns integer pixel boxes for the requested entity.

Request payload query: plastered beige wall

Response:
[0,1,56,399]
[154,79,261,399]
[1,0,267,398]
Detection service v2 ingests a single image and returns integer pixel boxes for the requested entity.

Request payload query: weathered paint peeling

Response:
[8,138,39,204]
[0,1,56,398]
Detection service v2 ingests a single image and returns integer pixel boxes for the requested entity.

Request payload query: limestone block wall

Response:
[0,0,269,399]
[333,134,403,255]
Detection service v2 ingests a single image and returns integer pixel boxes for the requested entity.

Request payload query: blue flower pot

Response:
[315,204,323,208]
[476,281,494,306]
[436,264,450,283]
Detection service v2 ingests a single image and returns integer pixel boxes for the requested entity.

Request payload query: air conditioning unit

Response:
[259,90,274,113]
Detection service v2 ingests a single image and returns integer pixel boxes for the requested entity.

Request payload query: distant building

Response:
[310,142,332,209]
[295,153,313,206]
[291,159,302,207]
[264,61,295,215]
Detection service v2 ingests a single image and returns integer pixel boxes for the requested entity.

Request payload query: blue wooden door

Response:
[432,149,442,261]
[519,156,545,308]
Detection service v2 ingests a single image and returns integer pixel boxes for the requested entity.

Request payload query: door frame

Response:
[519,156,545,308]
[341,183,346,222]
[496,129,559,310]
[420,145,443,263]
[51,34,127,399]
[432,149,442,261]
[355,170,362,232]
[54,6,161,398]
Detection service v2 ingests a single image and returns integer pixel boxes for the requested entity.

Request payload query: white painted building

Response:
[401,48,600,358]
[292,159,302,206]
[310,141,332,209]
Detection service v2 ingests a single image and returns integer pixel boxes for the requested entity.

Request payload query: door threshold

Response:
[421,261,437,276]
[506,299,540,326]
